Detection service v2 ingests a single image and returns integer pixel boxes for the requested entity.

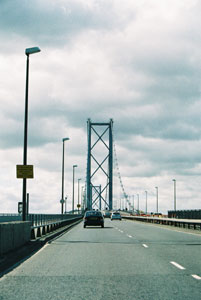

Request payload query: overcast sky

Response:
[1,0,201,214]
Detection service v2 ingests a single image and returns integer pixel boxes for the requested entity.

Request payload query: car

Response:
[111,211,122,220]
[83,210,104,228]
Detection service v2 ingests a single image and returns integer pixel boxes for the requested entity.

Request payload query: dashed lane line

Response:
[111,226,200,281]
[170,261,186,270]
[191,274,201,280]
[126,234,133,238]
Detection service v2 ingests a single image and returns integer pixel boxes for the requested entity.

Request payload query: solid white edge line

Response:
[170,261,186,270]
[192,274,201,280]
[142,244,148,248]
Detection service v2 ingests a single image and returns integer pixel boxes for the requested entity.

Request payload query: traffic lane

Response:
[116,219,201,244]
[113,218,201,278]
[4,220,169,277]
[0,220,200,300]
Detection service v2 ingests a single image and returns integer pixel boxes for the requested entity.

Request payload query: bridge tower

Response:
[86,119,113,211]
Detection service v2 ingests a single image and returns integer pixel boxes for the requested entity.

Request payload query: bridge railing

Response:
[28,213,82,227]
[0,214,21,223]
[28,213,84,239]
[122,215,201,231]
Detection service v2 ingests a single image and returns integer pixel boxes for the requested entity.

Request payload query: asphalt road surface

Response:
[0,219,201,300]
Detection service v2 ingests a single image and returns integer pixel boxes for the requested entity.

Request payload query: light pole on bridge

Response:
[137,194,139,214]
[61,137,69,214]
[145,191,147,214]
[172,179,176,211]
[72,165,78,213]
[77,178,81,213]
[22,47,41,221]
[155,187,158,213]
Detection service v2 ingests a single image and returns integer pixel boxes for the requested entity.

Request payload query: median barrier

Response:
[0,215,83,256]
[0,221,31,255]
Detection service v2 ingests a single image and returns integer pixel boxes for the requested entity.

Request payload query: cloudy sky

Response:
[1,0,201,214]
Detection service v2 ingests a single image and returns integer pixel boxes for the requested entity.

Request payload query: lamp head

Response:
[73,165,78,168]
[63,137,70,142]
[25,47,41,56]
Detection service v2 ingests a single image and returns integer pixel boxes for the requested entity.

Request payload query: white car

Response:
[111,212,122,220]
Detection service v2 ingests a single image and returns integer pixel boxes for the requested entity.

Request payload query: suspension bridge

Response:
[1,120,201,299]
[85,118,133,212]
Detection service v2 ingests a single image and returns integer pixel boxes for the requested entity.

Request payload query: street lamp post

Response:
[65,196,67,213]
[137,194,139,214]
[145,191,147,214]
[172,179,176,211]
[22,47,41,221]
[155,187,158,213]
[81,186,85,212]
[61,137,69,214]
[78,178,81,213]
[72,165,78,213]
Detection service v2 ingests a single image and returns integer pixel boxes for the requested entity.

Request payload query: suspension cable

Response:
[112,130,133,210]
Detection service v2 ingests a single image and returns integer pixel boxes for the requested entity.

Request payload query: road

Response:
[0,218,201,300]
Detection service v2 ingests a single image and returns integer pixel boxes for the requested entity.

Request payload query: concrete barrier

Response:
[0,221,31,255]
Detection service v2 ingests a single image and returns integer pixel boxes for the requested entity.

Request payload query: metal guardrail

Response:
[122,215,201,230]
[0,213,84,240]
[0,214,21,222]
[0,212,84,224]
[29,213,84,239]
[28,213,82,226]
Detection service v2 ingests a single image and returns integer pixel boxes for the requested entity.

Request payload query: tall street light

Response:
[22,47,41,221]
[172,179,176,211]
[61,137,69,214]
[77,178,81,213]
[72,165,78,213]
[65,196,67,214]
[145,191,148,214]
[137,194,139,214]
[155,187,158,213]
[81,186,85,211]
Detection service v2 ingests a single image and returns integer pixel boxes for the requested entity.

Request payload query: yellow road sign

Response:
[16,165,34,179]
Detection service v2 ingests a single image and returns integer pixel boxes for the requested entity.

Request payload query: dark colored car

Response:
[83,210,104,228]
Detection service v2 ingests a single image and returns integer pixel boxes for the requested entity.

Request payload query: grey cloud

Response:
[0,0,132,46]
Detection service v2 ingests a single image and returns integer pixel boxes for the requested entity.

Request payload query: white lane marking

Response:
[119,230,123,233]
[170,261,186,270]
[142,244,148,248]
[127,234,132,238]
[192,274,201,280]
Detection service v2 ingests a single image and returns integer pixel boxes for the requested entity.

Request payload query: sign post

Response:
[16,165,34,220]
